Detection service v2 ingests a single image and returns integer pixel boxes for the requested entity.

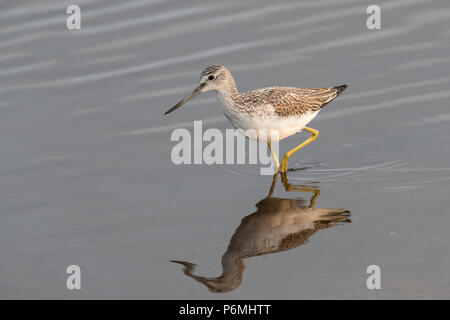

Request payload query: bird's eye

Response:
[208,75,215,80]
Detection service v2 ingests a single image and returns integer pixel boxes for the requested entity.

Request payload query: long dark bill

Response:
[164,83,204,115]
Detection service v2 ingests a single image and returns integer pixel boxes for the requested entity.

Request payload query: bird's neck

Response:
[216,78,240,110]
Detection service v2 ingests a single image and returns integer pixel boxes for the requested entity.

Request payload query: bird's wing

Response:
[270,87,343,117]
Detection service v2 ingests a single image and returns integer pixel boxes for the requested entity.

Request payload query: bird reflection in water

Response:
[171,173,351,293]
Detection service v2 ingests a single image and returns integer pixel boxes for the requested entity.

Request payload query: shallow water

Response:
[1,0,450,299]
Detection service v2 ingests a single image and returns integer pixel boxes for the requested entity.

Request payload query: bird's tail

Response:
[319,84,348,109]
[333,84,348,96]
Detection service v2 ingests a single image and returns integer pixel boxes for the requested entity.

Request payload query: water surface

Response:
[1,0,450,299]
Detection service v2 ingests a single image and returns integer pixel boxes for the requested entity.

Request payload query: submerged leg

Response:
[268,141,280,173]
[267,172,278,197]
[280,172,320,208]
[281,126,319,172]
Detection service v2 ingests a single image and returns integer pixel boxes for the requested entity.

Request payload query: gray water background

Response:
[1,0,450,299]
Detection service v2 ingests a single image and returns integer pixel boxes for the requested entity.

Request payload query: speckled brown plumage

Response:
[236,85,347,117]
[200,64,223,77]
[199,64,347,117]
[165,64,347,145]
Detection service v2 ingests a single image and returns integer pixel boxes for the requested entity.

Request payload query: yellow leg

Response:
[268,142,280,173]
[281,126,319,172]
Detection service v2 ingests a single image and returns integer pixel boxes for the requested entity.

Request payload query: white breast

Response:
[224,109,320,141]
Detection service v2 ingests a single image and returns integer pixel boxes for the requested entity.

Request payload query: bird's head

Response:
[164,65,232,115]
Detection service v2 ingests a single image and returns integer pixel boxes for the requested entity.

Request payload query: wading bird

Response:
[165,65,347,172]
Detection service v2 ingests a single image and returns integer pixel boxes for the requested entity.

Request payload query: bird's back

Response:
[238,85,347,117]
